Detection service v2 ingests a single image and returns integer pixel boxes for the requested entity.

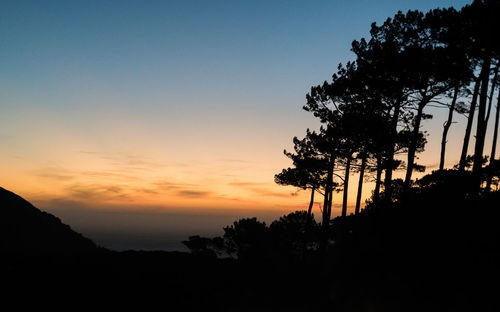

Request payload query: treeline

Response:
[275,0,500,229]
[183,211,319,262]
[183,0,500,260]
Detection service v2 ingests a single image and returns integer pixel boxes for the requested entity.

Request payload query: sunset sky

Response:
[1,0,488,250]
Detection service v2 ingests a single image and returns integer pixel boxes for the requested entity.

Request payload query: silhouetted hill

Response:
[0,187,98,254]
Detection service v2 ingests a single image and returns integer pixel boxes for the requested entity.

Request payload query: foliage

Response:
[183,211,320,261]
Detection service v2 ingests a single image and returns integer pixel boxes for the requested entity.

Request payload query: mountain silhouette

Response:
[0,186,98,254]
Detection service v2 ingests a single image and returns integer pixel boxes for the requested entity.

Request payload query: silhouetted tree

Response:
[287,0,498,226]
[351,19,414,199]
[439,85,460,170]
[304,82,346,229]
[183,235,220,258]
[425,7,475,171]
[268,211,320,259]
[275,129,328,223]
[459,77,482,171]
[486,79,500,191]
[222,218,268,260]
[304,61,388,217]
[459,1,500,191]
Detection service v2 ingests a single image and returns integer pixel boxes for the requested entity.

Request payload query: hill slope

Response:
[0,187,97,253]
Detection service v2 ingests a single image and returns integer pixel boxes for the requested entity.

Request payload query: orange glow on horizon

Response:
[0,100,479,219]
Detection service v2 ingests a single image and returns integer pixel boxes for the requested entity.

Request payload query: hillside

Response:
[0,187,98,254]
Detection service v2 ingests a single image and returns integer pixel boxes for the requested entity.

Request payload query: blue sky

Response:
[1,0,471,116]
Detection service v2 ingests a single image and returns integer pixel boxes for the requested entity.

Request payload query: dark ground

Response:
[1,183,499,311]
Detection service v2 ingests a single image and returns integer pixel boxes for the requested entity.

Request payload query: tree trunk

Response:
[472,56,492,186]
[404,101,426,187]
[320,159,334,255]
[481,65,498,191]
[486,94,500,191]
[355,153,367,214]
[341,154,352,217]
[384,101,401,200]
[459,77,481,171]
[485,65,499,124]
[374,153,383,203]
[302,186,316,259]
[327,188,333,219]
[307,187,315,219]
[322,158,334,231]
[439,85,459,171]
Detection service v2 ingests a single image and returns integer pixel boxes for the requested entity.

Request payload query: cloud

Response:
[228,181,267,187]
[77,150,166,172]
[81,171,138,181]
[142,179,215,198]
[134,187,160,195]
[34,198,94,211]
[153,180,189,191]
[246,187,292,198]
[229,181,292,198]
[32,168,76,181]
[134,180,197,195]
[176,190,212,198]
[65,183,132,201]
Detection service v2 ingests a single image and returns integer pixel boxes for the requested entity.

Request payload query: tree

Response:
[183,235,222,258]
[268,211,320,259]
[222,218,268,260]
[354,9,473,188]
[486,80,500,191]
[459,77,482,171]
[427,7,476,170]
[304,75,347,228]
[459,0,500,191]
[286,1,499,221]
[351,19,414,199]
[439,85,460,170]
[275,129,328,222]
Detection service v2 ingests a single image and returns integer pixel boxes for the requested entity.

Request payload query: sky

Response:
[1,0,490,251]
